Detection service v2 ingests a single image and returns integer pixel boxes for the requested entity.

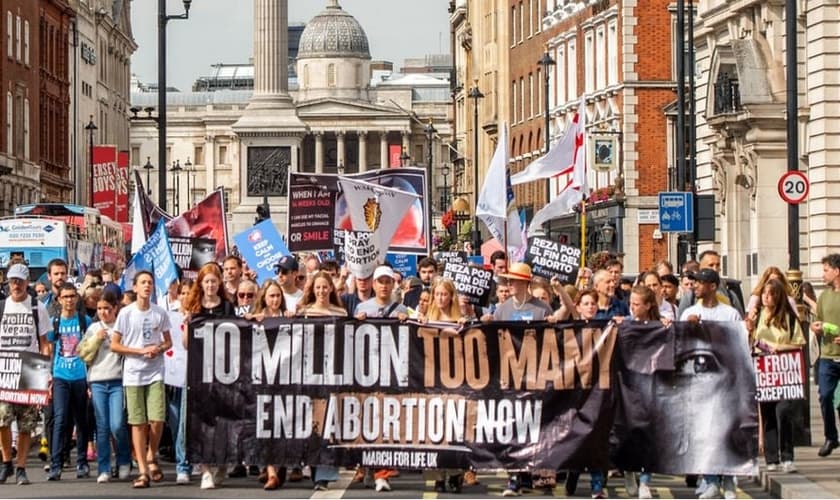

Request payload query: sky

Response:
[130,0,451,91]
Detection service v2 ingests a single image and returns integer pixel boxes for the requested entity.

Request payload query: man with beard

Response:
[222,256,244,302]
[41,259,68,320]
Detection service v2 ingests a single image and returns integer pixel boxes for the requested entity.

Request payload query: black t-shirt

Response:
[195,298,235,320]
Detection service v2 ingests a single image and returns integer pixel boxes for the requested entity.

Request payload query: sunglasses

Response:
[237,292,255,299]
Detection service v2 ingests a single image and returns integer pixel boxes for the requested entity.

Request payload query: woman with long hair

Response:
[746,266,798,319]
[426,279,463,322]
[638,271,676,321]
[296,272,347,318]
[750,279,805,473]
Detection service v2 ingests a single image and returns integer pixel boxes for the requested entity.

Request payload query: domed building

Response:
[296,0,371,102]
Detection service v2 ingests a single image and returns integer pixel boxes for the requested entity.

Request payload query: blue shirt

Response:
[48,315,91,381]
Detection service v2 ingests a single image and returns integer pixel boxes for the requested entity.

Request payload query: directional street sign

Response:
[658,192,694,233]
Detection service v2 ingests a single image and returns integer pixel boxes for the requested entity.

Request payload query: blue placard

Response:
[233,220,291,285]
[120,220,179,304]
[468,255,485,267]
[658,192,694,233]
[385,253,417,277]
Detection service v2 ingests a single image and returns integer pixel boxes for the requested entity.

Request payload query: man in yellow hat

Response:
[490,263,553,323]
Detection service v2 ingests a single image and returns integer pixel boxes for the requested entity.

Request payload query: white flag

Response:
[338,177,419,260]
[476,124,523,250]
[511,96,586,185]
[528,97,588,235]
[130,172,147,254]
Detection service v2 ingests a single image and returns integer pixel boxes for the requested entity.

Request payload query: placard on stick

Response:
[524,237,581,283]
[754,349,806,402]
[442,261,493,306]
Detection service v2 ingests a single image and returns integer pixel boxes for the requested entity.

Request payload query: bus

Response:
[2,203,126,279]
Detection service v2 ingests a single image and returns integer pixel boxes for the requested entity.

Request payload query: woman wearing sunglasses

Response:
[234,280,258,318]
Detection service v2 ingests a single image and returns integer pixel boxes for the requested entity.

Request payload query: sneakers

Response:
[76,463,90,479]
[624,471,638,496]
[722,476,737,500]
[313,480,329,491]
[374,477,391,492]
[200,471,216,490]
[782,461,797,473]
[0,462,13,483]
[591,491,606,499]
[97,472,110,483]
[118,464,131,480]
[176,472,191,484]
[818,439,839,457]
[46,467,61,481]
[638,483,652,499]
[502,475,522,497]
[15,468,29,486]
[766,463,779,472]
[698,483,721,499]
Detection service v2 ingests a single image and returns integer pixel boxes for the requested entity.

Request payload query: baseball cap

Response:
[275,255,299,273]
[6,264,29,281]
[693,268,720,283]
[372,266,395,281]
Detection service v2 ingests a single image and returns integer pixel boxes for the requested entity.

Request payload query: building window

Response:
[511,81,517,123]
[223,188,232,214]
[23,20,28,65]
[537,68,542,118]
[519,77,525,123]
[5,92,11,153]
[166,146,171,166]
[567,38,577,98]
[131,146,140,166]
[556,45,566,106]
[607,20,618,86]
[584,31,594,93]
[15,15,20,61]
[6,12,11,58]
[528,73,534,119]
[218,145,228,165]
[519,1,524,43]
[22,98,28,159]
[510,5,516,47]
[194,145,204,165]
[526,0,532,37]
[327,64,336,87]
[596,25,606,90]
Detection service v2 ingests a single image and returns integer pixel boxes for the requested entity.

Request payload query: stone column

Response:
[402,130,411,158]
[315,131,324,173]
[358,131,367,172]
[380,131,389,168]
[337,131,346,170]
[252,0,289,98]
[204,135,216,193]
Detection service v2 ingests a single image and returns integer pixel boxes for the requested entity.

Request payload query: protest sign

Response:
[286,173,338,252]
[186,317,617,471]
[121,219,179,304]
[442,261,493,306]
[344,230,379,279]
[234,220,291,284]
[754,349,806,402]
[524,237,581,283]
[386,253,417,278]
[434,251,467,267]
[0,351,51,406]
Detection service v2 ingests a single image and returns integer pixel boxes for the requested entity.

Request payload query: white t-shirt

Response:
[115,302,172,386]
[680,302,742,322]
[659,300,677,321]
[0,297,50,353]
[284,289,304,314]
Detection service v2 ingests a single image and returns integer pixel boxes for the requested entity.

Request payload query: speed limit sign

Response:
[778,171,810,204]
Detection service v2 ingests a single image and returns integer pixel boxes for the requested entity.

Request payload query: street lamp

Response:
[171,159,182,214]
[400,149,410,167]
[183,156,193,209]
[157,0,191,206]
[143,157,154,196]
[537,48,556,234]
[467,79,484,255]
[441,163,450,213]
[425,119,436,256]
[85,115,97,206]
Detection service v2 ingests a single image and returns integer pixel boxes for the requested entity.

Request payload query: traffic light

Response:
[255,201,271,224]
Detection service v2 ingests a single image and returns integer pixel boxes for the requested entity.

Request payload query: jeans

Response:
[51,378,89,471]
[640,472,652,485]
[314,465,339,482]
[165,385,190,475]
[761,400,795,463]
[818,358,840,442]
[90,380,131,475]
[590,469,604,493]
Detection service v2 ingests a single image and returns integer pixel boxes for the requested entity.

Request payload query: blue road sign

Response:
[658,192,694,233]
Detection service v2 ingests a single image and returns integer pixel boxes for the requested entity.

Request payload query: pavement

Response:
[754,378,840,498]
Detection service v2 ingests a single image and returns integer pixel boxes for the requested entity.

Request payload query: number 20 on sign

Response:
[778,171,810,204]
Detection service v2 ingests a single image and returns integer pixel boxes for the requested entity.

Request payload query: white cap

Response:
[372,266,395,281]
[6,264,28,281]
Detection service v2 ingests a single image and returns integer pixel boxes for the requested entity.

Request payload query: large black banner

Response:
[186,317,617,471]
[612,321,758,475]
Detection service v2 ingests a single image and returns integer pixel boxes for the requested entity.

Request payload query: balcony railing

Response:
[713,73,742,115]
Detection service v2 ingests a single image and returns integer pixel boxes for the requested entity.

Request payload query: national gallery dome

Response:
[297,0,370,60]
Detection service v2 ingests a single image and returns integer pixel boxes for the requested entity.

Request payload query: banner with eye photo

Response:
[611,320,759,476]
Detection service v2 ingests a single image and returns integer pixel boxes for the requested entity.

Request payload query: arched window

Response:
[327,63,336,87]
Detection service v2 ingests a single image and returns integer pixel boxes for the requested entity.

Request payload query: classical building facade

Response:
[693,1,838,286]
[69,0,136,206]
[129,0,452,237]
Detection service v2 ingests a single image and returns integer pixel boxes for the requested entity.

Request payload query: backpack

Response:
[51,312,89,355]
[0,296,43,352]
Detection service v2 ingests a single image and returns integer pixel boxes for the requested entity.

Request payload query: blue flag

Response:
[120,219,179,304]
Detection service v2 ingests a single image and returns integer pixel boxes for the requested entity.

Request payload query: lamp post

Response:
[85,115,97,206]
[184,156,192,209]
[425,119,436,256]
[400,149,410,167]
[467,79,484,256]
[538,48,555,236]
[441,163,450,213]
[143,157,154,196]
[157,0,191,205]
[171,159,182,214]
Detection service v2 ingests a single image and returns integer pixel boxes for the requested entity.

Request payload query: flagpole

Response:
[580,199,587,270]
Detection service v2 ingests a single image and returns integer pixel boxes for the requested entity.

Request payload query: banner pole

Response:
[580,200,587,270]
